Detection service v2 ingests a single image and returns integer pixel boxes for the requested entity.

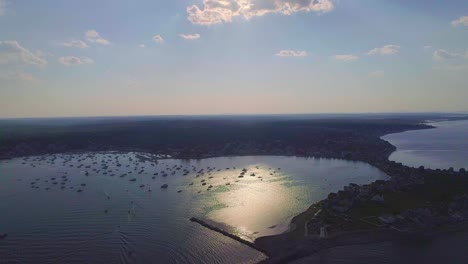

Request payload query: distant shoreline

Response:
[382,119,468,170]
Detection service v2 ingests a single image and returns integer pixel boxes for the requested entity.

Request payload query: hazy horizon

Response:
[1,0,468,118]
[2,111,468,122]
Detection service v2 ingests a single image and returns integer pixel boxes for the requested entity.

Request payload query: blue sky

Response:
[0,0,467,118]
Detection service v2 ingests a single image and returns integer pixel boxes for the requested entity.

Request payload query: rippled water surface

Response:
[383,120,468,170]
[0,153,388,263]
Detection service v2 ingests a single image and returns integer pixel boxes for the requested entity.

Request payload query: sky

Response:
[0,0,467,118]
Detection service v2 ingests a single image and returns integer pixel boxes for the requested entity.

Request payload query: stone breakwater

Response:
[189,217,270,256]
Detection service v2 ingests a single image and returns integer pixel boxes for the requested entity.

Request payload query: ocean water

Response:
[383,120,468,171]
[0,153,388,263]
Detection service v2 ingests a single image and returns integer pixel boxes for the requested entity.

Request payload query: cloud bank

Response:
[187,0,334,25]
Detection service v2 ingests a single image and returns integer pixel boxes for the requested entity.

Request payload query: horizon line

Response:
[1,111,468,120]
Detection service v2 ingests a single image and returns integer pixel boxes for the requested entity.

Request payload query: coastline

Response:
[252,120,468,263]
[1,117,467,263]
[382,119,468,171]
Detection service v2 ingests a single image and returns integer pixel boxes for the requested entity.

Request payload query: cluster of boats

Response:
[19,152,284,195]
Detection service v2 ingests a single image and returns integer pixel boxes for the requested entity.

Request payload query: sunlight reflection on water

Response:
[0,153,388,263]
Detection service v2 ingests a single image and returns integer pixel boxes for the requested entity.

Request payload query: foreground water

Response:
[0,153,388,263]
[383,120,468,171]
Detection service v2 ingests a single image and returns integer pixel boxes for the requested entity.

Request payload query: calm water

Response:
[383,120,468,171]
[0,153,388,264]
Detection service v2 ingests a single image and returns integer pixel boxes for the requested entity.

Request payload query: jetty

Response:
[189,217,270,256]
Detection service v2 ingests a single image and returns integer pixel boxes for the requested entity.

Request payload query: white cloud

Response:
[59,56,94,66]
[0,40,47,67]
[423,45,432,50]
[451,16,468,27]
[179,33,201,40]
[152,35,164,44]
[138,44,146,48]
[85,30,110,45]
[368,70,384,77]
[433,49,463,61]
[367,45,400,56]
[275,50,308,57]
[60,40,88,49]
[187,0,334,25]
[332,54,359,61]
[0,0,6,16]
